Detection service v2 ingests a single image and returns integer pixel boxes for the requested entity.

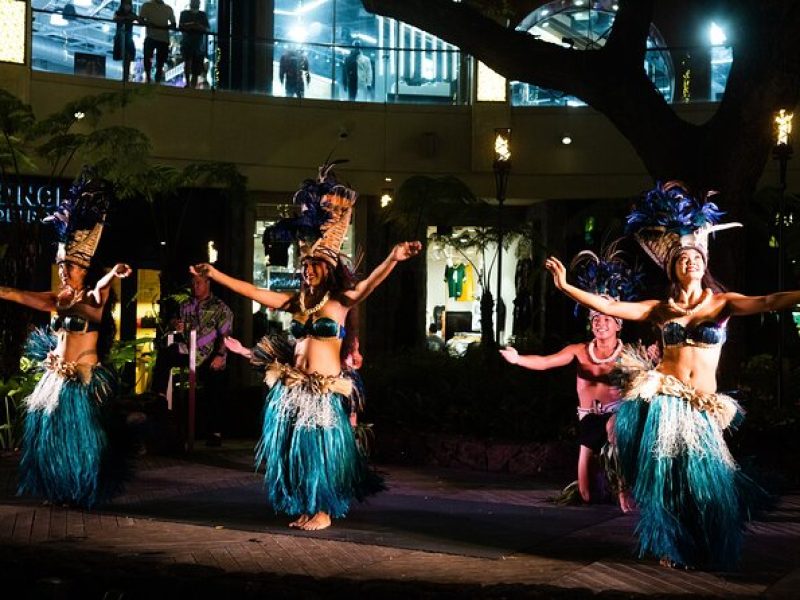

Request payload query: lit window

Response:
[0,0,26,65]
[477,61,506,102]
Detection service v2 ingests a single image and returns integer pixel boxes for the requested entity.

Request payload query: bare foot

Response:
[289,514,310,528]
[660,557,692,570]
[300,512,331,531]
[619,490,636,513]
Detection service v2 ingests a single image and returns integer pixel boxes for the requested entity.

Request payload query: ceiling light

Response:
[561,135,573,145]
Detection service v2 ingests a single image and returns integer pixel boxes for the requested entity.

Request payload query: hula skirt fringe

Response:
[255,372,382,518]
[614,347,763,570]
[17,328,124,508]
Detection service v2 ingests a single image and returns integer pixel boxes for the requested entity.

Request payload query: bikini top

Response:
[290,315,345,341]
[51,314,101,334]
[661,319,727,348]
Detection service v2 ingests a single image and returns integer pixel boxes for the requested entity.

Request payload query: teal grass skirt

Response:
[17,330,123,508]
[615,394,762,570]
[255,379,381,518]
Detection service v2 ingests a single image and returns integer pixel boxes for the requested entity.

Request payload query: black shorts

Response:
[578,412,612,453]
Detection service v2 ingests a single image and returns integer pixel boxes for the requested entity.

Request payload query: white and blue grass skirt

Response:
[614,363,765,570]
[17,329,125,508]
[255,365,383,518]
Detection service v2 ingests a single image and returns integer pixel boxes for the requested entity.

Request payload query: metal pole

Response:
[777,154,788,408]
[496,193,504,345]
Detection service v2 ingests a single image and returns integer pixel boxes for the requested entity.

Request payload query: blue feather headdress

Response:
[570,238,645,322]
[624,181,740,274]
[264,159,357,267]
[42,167,111,268]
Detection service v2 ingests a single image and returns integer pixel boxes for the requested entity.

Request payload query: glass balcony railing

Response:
[31,7,732,107]
[31,7,470,105]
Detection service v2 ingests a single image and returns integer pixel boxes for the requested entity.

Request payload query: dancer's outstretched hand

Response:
[224,335,248,357]
[390,241,422,262]
[545,256,568,291]
[190,263,217,280]
[111,263,132,278]
[499,346,519,365]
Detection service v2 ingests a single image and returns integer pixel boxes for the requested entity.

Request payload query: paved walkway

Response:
[0,443,798,599]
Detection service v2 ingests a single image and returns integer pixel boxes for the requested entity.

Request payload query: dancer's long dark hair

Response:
[85,263,118,363]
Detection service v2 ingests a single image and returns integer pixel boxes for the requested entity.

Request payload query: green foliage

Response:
[0,357,42,450]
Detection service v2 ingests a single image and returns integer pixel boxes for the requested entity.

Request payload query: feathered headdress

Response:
[43,168,111,268]
[266,159,356,267]
[570,238,645,323]
[625,181,740,276]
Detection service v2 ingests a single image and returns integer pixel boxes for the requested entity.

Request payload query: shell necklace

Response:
[588,339,623,364]
[667,288,713,317]
[55,285,86,310]
[298,290,330,316]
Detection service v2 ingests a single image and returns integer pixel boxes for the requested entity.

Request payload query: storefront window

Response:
[31,1,218,87]
[272,0,465,104]
[511,0,675,106]
[425,226,517,355]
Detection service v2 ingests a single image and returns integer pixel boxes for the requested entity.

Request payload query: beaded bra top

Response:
[290,316,345,341]
[661,319,727,348]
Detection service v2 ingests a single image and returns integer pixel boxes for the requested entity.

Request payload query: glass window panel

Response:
[31,1,218,87]
[273,0,334,99]
[511,1,675,106]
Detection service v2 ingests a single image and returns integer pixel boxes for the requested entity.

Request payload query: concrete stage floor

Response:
[0,441,797,599]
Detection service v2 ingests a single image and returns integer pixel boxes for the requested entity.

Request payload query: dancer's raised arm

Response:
[545,256,657,322]
[87,263,132,305]
[500,344,580,370]
[191,263,292,310]
[341,241,421,306]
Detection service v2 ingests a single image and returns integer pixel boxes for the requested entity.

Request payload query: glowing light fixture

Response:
[380,188,393,208]
[50,13,69,26]
[287,25,308,43]
[561,135,573,145]
[494,128,512,164]
[74,111,85,120]
[207,241,218,264]
[709,22,726,46]
[775,108,793,147]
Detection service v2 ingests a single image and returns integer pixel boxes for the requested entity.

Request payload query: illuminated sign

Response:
[0,180,68,224]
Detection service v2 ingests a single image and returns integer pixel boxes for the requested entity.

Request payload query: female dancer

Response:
[0,175,131,507]
[545,181,780,570]
[194,167,420,531]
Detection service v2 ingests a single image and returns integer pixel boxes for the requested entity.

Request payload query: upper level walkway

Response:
[0,443,797,598]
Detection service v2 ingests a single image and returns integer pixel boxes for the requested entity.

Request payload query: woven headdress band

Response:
[269,160,356,268]
[43,170,111,269]
[625,181,741,278]
[300,184,357,266]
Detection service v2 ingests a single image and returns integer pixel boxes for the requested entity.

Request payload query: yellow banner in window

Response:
[0,0,26,65]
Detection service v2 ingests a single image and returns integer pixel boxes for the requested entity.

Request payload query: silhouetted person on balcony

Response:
[179,0,209,89]
[140,0,176,83]
[113,0,138,83]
